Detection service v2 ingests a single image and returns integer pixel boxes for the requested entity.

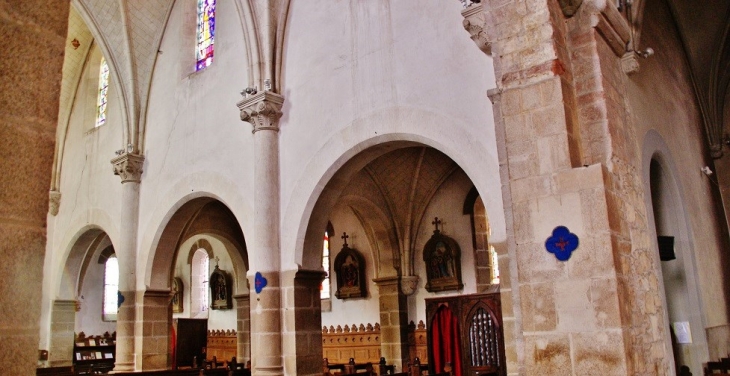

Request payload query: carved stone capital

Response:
[48,190,61,216]
[461,4,491,55]
[237,91,285,134]
[621,51,640,74]
[111,153,144,183]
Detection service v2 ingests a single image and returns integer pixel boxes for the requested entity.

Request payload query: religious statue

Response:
[210,265,231,310]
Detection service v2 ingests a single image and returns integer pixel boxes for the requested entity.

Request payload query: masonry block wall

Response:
[482,0,677,374]
[0,1,68,375]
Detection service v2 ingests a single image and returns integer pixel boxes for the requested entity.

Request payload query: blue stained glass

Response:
[196,0,216,71]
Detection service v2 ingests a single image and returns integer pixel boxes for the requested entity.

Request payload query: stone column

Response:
[237,91,285,376]
[282,269,326,376]
[111,153,144,371]
[137,289,171,371]
[234,294,251,363]
[374,277,409,371]
[48,300,77,367]
[0,2,68,374]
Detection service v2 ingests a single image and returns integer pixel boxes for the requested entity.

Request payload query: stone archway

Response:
[294,142,513,374]
[143,197,249,371]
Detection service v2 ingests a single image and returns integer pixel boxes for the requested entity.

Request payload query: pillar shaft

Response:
[374,277,409,371]
[48,300,77,367]
[238,91,285,376]
[111,153,144,371]
[234,294,251,363]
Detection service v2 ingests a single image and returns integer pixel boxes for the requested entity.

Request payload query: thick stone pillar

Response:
[111,153,144,371]
[237,91,285,376]
[282,269,326,376]
[0,2,68,375]
[464,0,653,374]
[234,294,251,362]
[137,290,171,371]
[48,300,76,367]
[374,277,409,371]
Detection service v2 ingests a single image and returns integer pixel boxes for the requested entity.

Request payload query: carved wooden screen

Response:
[426,292,506,376]
[465,303,503,375]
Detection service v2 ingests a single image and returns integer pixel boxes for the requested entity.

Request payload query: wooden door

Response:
[460,295,505,376]
[174,318,208,368]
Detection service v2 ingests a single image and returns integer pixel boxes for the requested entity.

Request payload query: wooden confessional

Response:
[425,292,506,376]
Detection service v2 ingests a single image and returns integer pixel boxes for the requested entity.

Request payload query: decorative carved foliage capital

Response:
[237,91,285,133]
[48,190,61,216]
[621,52,640,74]
[461,4,491,55]
[559,0,584,17]
[111,153,145,183]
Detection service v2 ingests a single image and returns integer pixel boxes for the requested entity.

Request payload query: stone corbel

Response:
[559,0,584,17]
[111,153,144,183]
[48,190,61,216]
[621,51,640,74]
[461,3,491,55]
[400,275,419,296]
[237,91,285,133]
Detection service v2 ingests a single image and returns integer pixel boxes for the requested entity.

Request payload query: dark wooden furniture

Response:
[425,292,506,376]
[72,332,116,374]
[36,366,74,376]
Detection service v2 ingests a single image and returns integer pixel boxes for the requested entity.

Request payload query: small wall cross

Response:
[432,217,442,232]
[341,232,349,247]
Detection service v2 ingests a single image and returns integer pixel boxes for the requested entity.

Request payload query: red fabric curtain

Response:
[431,305,462,376]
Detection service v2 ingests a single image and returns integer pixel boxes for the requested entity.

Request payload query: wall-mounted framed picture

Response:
[423,218,463,293]
[334,233,367,299]
[172,277,184,313]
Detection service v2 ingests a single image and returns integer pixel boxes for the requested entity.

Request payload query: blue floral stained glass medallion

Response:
[196,0,216,71]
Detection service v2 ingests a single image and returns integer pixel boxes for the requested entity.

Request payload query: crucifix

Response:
[214,256,220,267]
[432,217,442,232]
[341,232,349,247]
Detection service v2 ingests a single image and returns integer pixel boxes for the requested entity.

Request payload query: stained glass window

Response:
[320,230,331,299]
[102,255,118,321]
[196,0,216,71]
[96,57,109,127]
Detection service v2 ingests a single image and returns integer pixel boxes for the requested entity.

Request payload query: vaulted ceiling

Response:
[663,0,730,157]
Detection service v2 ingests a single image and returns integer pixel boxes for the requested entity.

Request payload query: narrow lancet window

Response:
[196,0,216,71]
[320,230,331,300]
[95,57,109,127]
[102,255,119,321]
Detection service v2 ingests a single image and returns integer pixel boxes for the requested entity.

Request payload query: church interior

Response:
[4,0,730,375]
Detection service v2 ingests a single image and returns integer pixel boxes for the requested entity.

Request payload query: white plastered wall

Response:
[278,0,504,271]
[135,0,254,290]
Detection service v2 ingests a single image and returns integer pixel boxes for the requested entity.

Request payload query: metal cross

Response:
[432,217,442,232]
[341,232,349,246]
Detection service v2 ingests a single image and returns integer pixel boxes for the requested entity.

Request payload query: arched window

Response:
[95,56,109,127]
[195,0,216,71]
[320,226,332,300]
[102,254,119,321]
[191,249,210,316]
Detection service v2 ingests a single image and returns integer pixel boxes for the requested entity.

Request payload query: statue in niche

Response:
[424,217,463,293]
[172,277,183,313]
[334,232,367,299]
[210,265,231,310]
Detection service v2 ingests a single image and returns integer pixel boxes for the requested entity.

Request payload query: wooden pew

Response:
[36,366,74,376]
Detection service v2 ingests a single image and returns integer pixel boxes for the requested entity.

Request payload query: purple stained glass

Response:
[196,0,215,71]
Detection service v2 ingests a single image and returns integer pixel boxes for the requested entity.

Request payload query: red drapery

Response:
[431,305,462,376]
